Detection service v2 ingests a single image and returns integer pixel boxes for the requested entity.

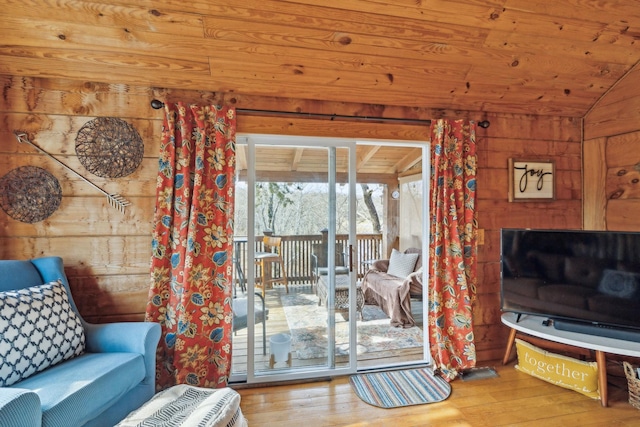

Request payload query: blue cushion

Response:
[232,297,268,331]
[0,389,41,427]
[0,257,82,315]
[0,281,85,386]
[0,260,48,292]
[16,352,145,427]
[317,266,350,276]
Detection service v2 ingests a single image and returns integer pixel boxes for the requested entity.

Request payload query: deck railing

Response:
[233,233,383,286]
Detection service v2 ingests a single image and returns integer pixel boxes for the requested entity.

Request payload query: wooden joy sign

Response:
[508,159,555,202]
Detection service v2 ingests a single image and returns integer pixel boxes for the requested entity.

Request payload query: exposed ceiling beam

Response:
[394,148,422,174]
[357,145,382,171]
[291,148,304,171]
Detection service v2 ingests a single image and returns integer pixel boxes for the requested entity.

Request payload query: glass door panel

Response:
[354,142,430,371]
[231,135,356,383]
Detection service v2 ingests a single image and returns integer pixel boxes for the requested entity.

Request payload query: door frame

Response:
[231,134,431,384]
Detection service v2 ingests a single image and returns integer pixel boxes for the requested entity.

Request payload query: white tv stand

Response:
[501,312,640,407]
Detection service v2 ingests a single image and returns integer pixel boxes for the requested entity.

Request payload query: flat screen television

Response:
[500,228,640,341]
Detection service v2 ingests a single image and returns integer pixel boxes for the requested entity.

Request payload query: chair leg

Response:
[255,292,267,356]
[279,259,288,293]
[234,257,245,293]
[255,260,267,298]
[262,311,267,355]
[258,260,266,287]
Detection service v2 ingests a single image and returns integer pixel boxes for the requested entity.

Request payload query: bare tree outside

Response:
[255,183,294,234]
[360,184,381,233]
[234,182,383,236]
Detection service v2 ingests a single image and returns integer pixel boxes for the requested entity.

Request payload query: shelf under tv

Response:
[501,312,640,407]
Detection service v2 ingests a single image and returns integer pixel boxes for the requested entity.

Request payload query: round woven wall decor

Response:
[0,166,62,223]
[75,117,144,178]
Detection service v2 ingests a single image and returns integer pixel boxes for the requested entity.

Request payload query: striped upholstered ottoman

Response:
[116,385,248,427]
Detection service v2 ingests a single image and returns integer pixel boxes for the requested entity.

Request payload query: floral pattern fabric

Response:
[428,118,478,381]
[146,102,236,390]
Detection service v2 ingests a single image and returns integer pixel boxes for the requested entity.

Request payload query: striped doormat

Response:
[349,368,451,408]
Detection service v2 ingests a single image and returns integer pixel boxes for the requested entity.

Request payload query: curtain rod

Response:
[150,99,490,128]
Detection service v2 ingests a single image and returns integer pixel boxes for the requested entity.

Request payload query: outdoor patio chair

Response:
[233,255,246,294]
[232,292,268,355]
[254,236,289,296]
[311,242,350,285]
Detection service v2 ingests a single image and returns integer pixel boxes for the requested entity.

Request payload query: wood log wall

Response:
[0,74,583,363]
[583,63,640,231]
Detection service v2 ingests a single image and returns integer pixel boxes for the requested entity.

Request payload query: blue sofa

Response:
[0,257,161,427]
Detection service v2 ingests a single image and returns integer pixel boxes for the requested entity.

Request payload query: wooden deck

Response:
[235,359,640,426]
[231,283,424,376]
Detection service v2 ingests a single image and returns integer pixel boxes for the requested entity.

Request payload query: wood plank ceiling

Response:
[2,0,640,118]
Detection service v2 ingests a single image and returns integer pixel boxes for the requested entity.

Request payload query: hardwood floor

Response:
[234,360,640,426]
[232,283,640,425]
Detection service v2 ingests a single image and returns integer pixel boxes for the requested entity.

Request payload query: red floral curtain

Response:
[145,102,236,390]
[428,118,478,381]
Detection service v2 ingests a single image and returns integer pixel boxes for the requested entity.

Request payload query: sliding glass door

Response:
[231,135,357,383]
[229,135,431,384]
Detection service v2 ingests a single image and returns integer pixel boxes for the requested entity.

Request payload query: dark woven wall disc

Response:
[75,117,144,178]
[0,166,62,223]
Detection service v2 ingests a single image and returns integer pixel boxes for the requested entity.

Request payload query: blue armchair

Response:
[0,257,161,427]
